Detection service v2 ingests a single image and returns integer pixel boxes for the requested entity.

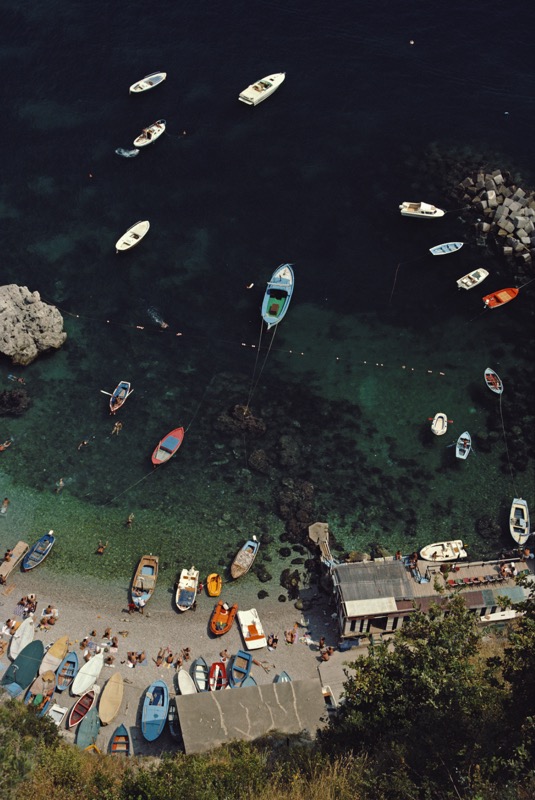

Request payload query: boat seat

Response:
[269,303,279,315]
[139,576,155,589]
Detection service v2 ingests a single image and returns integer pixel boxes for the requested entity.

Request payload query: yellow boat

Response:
[99,673,124,726]
[206,573,222,597]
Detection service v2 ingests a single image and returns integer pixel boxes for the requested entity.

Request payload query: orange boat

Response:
[209,600,238,636]
[482,287,518,309]
[206,573,222,597]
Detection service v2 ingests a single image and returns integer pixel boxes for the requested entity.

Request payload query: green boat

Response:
[1,640,45,697]
[76,705,101,750]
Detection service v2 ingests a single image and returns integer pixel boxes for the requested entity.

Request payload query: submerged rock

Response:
[0,389,31,416]
[0,284,66,365]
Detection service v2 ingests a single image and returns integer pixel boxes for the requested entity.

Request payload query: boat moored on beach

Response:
[9,616,35,660]
[47,703,68,727]
[141,680,169,742]
[39,634,69,675]
[131,554,159,610]
[133,119,166,148]
[99,673,124,726]
[484,368,503,394]
[177,668,197,695]
[456,268,489,289]
[238,72,285,105]
[482,287,519,309]
[115,221,150,252]
[22,530,55,571]
[129,71,167,93]
[231,536,259,579]
[510,498,530,546]
[1,640,44,697]
[192,657,210,692]
[151,427,185,465]
[261,264,294,330]
[71,651,104,696]
[56,650,79,693]
[420,540,467,561]
[209,661,228,691]
[210,600,238,636]
[229,650,253,688]
[237,608,267,650]
[206,573,222,596]
[68,685,100,728]
[455,432,472,460]
[175,566,199,612]
[110,723,131,756]
[399,201,445,219]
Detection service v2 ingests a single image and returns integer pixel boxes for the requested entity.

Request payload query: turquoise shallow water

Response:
[1,1,534,599]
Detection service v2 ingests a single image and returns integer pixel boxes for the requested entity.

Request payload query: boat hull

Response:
[455,432,471,460]
[133,119,166,147]
[151,427,185,465]
[129,71,167,93]
[510,498,530,545]
[237,608,267,650]
[110,381,131,414]
[177,669,197,695]
[420,540,467,561]
[1,640,44,693]
[210,600,239,636]
[76,705,101,749]
[131,554,159,610]
[175,566,199,612]
[209,662,228,691]
[206,573,222,596]
[141,680,169,742]
[39,635,69,675]
[483,287,519,309]
[192,657,210,692]
[230,538,259,579]
[115,221,150,252]
[71,652,104,696]
[99,673,124,725]
[429,241,463,255]
[22,531,55,571]
[431,412,448,436]
[238,72,285,105]
[110,723,131,755]
[68,686,100,728]
[9,617,35,660]
[484,368,503,394]
[456,268,489,289]
[261,264,294,329]
[400,201,445,218]
[229,650,252,688]
[56,651,79,693]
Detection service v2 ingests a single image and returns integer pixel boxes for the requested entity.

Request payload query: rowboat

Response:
[274,671,292,683]
[110,723,131,755]
[209,661,228,691]
[431,412,448,436]
[261,264,294,330]
[76,705,101,750]
[1,640,44,697]
[56,650,79,693]
[229,649,253,688]
[115,220,150,252]
[99,673,124,725]
[68,686,100,728]
[420,540,467,562]
[237,608,267,650]
[71,651,104,696]
[456,268,489,290]
[39,635,69,675]
[141,680,169,742]
[482,287,519,309]
[209,600,238,636]
[175,566,199,612]
[9,616,35,660]
[47,703,68,726]
[133,119,166,148]
[484,368,503,395]
[510,498,531,546]
[191,657,210,692]
[238,72,285,105]
[230,536,259,579]
[177,668,197,695]
[242,675,257,687]
[131,554,159,610]
[151,427,185,465]
[167,696,181,740]
[206,573,222,596]
[109,380,133,414]
[399,201,445,218]
[25,670,56,717]
[429,241,463,255]
[455,432,471,460]
[0,540,29,583]
[129,71,167,94]
[22,530,55,571]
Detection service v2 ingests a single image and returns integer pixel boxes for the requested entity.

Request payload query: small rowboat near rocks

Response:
[456,267,489,289]
[230,536,259,579]
[482,286,519,309]
[399,201,445,219]
[430,241,463,255]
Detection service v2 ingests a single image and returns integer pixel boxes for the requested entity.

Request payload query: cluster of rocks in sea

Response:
[453,169,535,270]
[0,284,66,365]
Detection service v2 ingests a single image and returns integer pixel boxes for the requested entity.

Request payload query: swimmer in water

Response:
[147,307,169,329]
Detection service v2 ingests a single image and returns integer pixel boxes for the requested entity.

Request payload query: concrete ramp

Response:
[176,678,326,754]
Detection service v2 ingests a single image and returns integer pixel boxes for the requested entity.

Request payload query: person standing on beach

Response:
[1,497,9,515]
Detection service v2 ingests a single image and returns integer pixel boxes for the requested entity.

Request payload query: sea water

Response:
[1,1,534,593]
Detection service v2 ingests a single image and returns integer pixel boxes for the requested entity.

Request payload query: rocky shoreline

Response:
[0,284,66,366]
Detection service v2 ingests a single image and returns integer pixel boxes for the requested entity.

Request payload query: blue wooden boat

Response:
[110,723,131,756]
[76,705,101,749]
[109,380,132,414]
[274,671,292,683]
[261,263,294,330]
[21,530,55,572]
[141,680,169,742]
[56,650,79,693]
[229,649,253,688]
[191,656,210,692]
[241,675,257,687]
[1,640,45,697]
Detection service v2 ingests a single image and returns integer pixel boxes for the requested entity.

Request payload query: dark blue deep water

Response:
[1,0,534,588]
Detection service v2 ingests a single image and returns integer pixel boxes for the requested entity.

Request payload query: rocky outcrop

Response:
[0,284,66,366]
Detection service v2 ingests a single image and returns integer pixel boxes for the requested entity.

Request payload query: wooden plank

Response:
[0,541,29,580]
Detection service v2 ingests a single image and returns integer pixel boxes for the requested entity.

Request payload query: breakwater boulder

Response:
[0,284,66,366]
[454,170,535,268]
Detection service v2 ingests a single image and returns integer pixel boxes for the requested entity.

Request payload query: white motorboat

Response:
[429,241,463,256]
[238,72,285,106]
[129,71,167,94]
[510,498,531,546]
[399,201,445,219]
[431,412,448,436]
[177,669,197,695]
[175,566,199,612]
[115,220,150,252]
[456,268,489,290]
[71,651,104,696]
[9,617,35,660]
[420,540,467,561]
[455,431,471,460]
[237,608,267,650]
[133,119,166,148]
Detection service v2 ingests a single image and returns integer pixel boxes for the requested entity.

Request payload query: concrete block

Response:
[512,188,526,199]
[480,222,492,233]
[485,190,498,207]
[509,201,522,213]
[501,186,513,198]
[504,197,513,207]
[503,247,513,257]
[474,200,488,211]
[461,176,474,188]
[518,251,531,263]
[502,220,515,233]
[491,170,504,184]
[485,179,497,193]
[513,216,527,229]
[523,220,534,235]
[520,237,531,245]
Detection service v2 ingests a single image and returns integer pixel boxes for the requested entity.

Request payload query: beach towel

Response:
[138,656,148,666]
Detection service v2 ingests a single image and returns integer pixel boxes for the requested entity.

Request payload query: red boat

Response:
[67,687,99,728]
[482,287,518,309]
[209,661,228,691]
[209,600,238,636]
[151,427,185,465]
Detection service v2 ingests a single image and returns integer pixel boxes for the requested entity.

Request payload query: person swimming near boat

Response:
[0,440,12,451]
[7,374,25,384]
[96,540,108,555]
[147,307,169,329]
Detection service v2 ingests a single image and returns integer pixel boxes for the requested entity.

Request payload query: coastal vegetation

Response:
[2,585,535,799]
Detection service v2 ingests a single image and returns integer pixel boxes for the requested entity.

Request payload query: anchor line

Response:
[103,468,158,507]
[247,324,277,410]
[498,392,517,497]
[245,318,265,412]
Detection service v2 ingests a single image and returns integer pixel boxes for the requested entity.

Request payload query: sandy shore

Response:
[0,568,351,756]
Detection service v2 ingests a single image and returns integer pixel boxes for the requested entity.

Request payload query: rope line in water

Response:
[498,392,517,497]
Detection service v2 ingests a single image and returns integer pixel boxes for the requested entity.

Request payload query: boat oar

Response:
[100,390,113,397]
[252,659,271,674]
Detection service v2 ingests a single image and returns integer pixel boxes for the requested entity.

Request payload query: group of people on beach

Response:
[152,645,191,669]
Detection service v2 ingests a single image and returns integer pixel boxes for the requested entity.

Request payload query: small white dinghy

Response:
[455,431,471,460]
[429,241,463,256]
[399,201,445,219]
[177,669,197,695]
[129,71,167,94]
[456,268,489,290]
[431,412,448,436]
[115,220,150,252]
[238,72,285,105]
[133,119,166,148]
